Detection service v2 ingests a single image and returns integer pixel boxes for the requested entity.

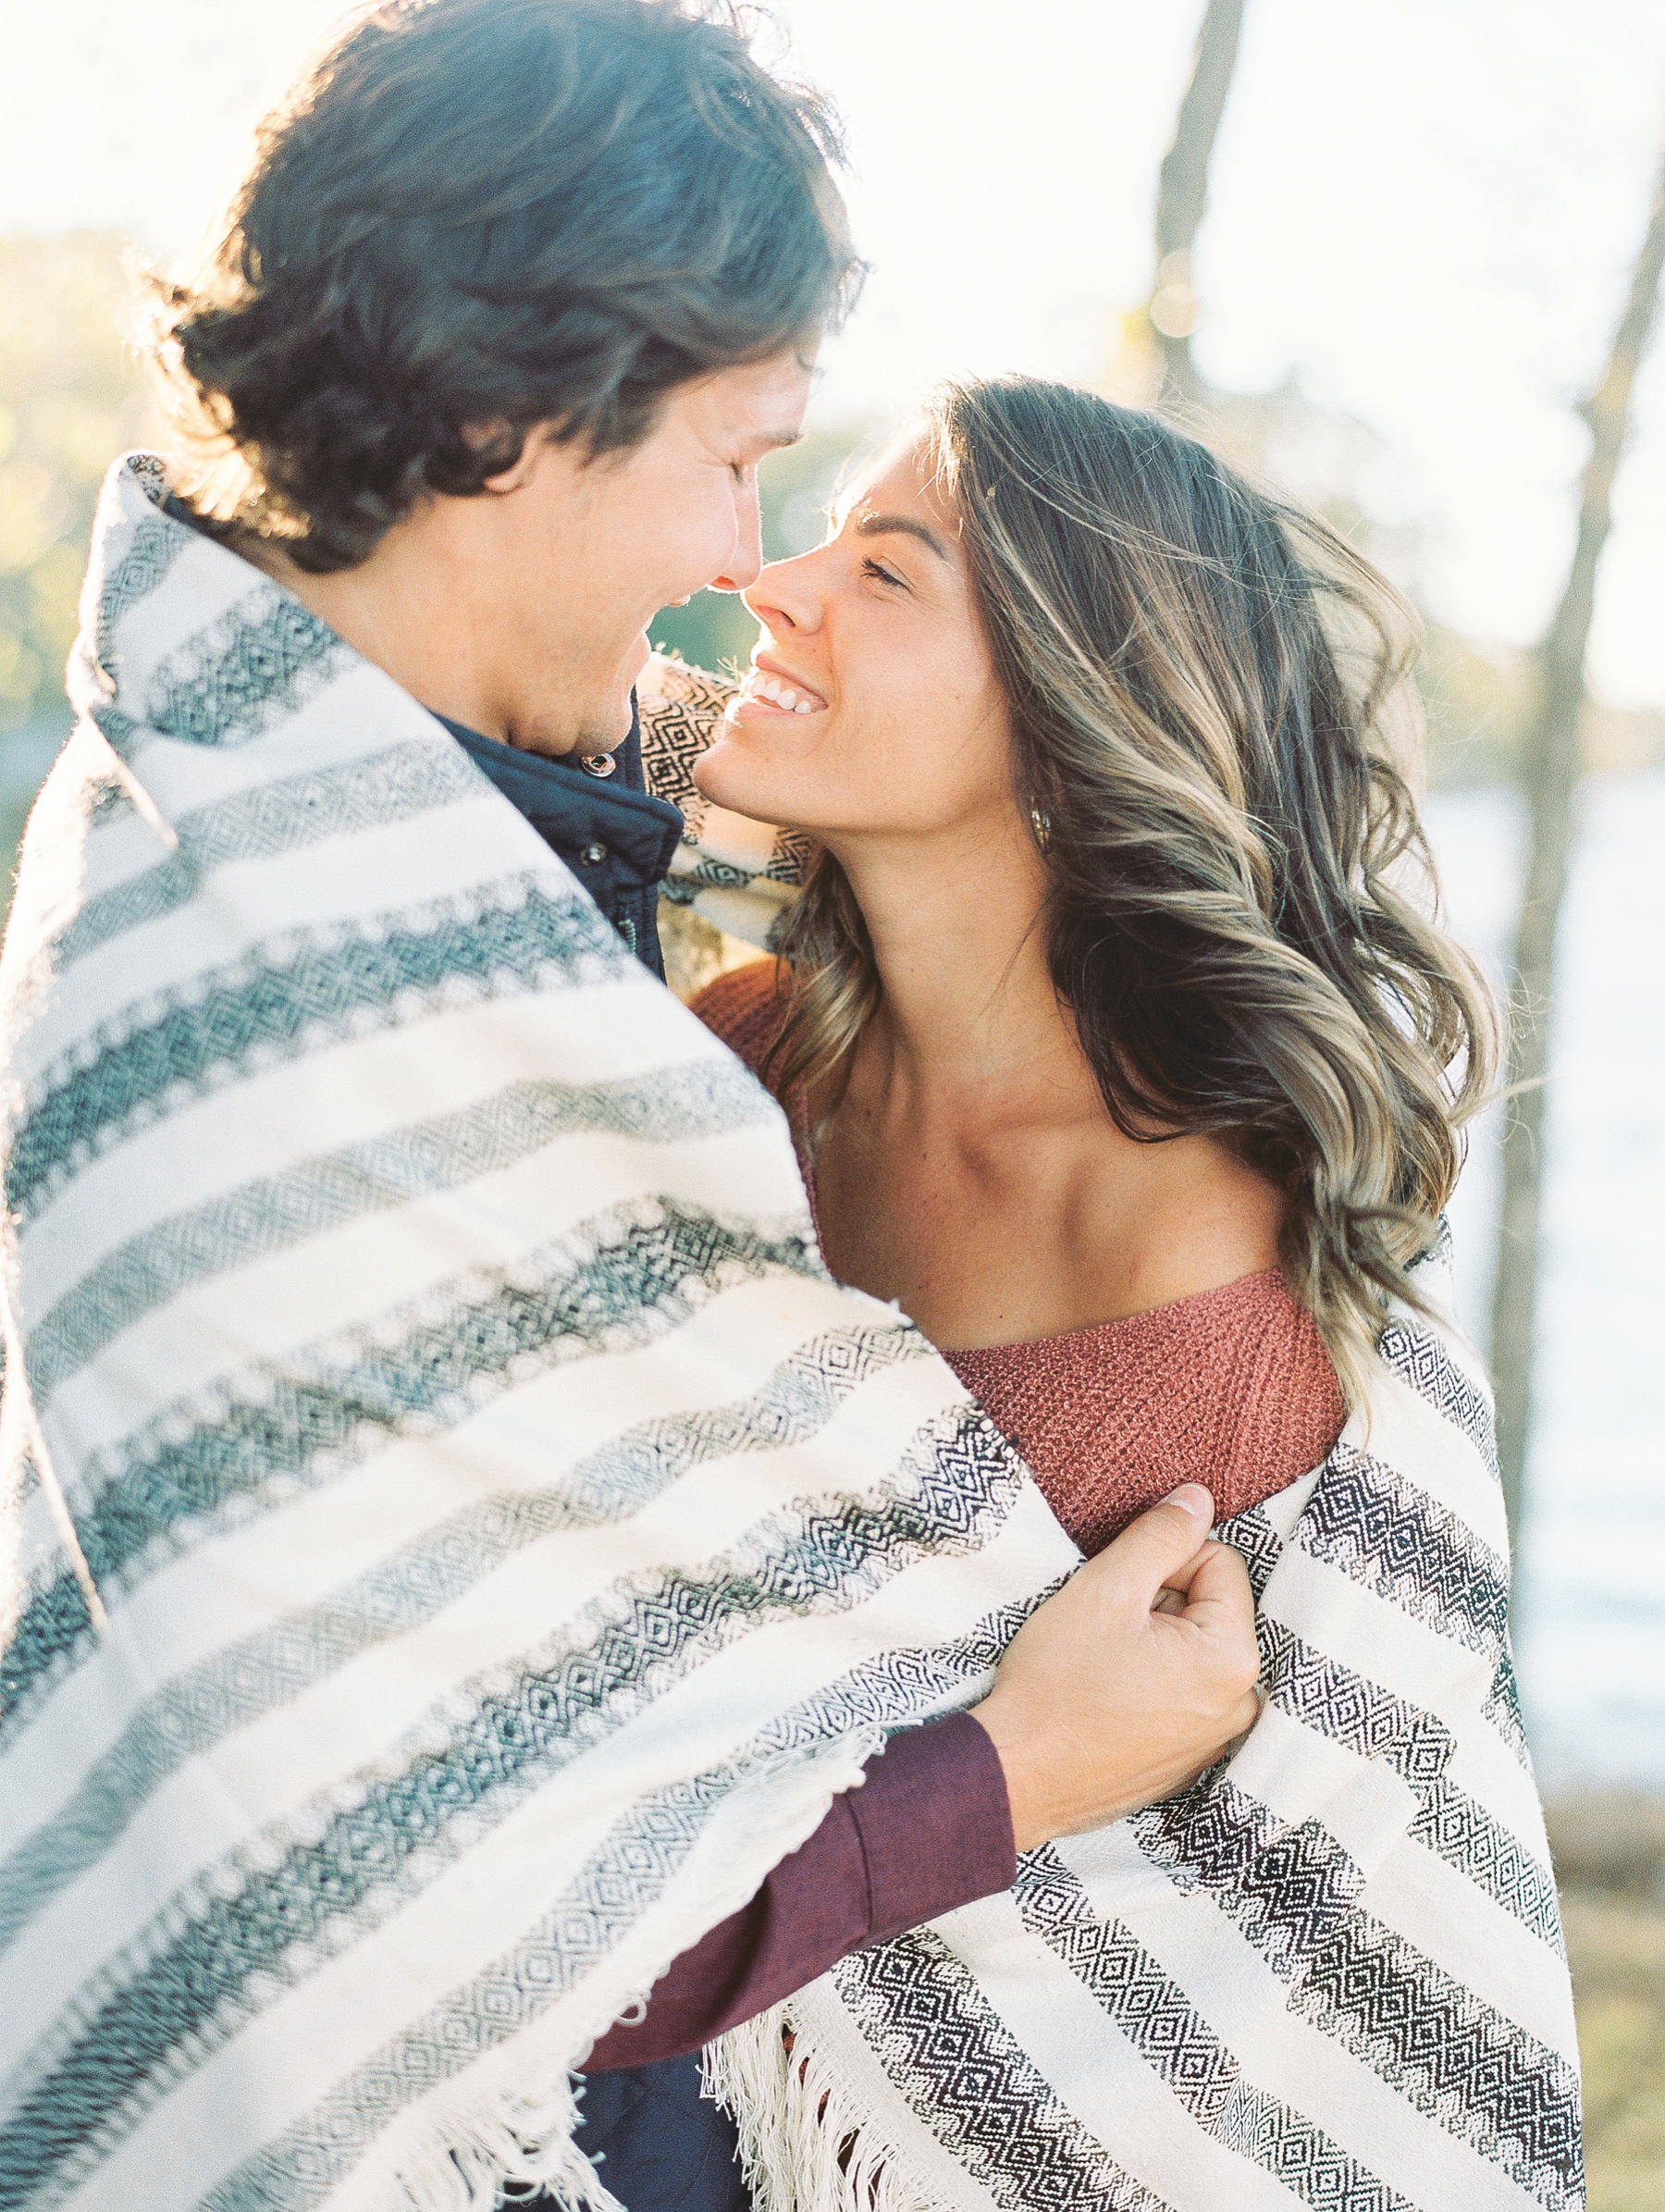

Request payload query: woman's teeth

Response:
[751,674,821,714]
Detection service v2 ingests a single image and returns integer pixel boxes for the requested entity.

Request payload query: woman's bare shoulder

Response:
[689,959,790,1075]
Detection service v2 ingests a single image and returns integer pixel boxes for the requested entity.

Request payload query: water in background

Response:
[1429,768,1665,1795]
[0,732,1659,1790]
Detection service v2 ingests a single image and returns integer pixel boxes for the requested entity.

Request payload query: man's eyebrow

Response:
[853,512,951,562]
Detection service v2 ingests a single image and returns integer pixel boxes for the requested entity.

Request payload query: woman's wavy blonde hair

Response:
[767,377,1500,1403]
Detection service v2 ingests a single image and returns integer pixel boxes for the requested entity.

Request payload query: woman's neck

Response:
[812,799,1286,1347]
[830,803,1088,1120]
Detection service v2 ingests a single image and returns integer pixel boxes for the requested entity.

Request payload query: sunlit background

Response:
[3,2,1663,2193]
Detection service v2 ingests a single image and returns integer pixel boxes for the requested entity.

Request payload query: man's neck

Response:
[233,513,585,756]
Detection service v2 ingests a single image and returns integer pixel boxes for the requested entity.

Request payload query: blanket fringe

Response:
[364,1736,881,2212]
[705,2007,941,2212]
[394,2069,624,2212]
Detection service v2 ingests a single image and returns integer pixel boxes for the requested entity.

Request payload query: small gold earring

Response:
[1030,802,1052,851]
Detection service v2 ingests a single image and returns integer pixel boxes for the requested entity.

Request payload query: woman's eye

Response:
[861,557,904,587]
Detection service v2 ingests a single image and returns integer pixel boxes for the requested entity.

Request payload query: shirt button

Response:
[579,841,609,866]
[579,753,618,779]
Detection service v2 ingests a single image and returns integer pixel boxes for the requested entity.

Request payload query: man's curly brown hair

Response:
[154,0,857,572]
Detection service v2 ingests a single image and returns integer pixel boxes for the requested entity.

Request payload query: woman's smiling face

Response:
[691,435,1017,846]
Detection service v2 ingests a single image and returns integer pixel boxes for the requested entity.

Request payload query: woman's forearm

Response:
[584,1711,1015,2070]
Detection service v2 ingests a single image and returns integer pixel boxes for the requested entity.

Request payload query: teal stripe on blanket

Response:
[198,1592,1030,2212]
[1408,1777,1565,1950]
[196,1769,769,2212]
[1205,1484,1554,1949]
[51,740,486,974]
[1377,1316,1500,1479]
[141,588,349,749]
[2,1202,822,1737]
[0,1322,925,1955]
[25,1060,775,1404]
[88,513,185,673]
[1216,1465,1463,1789]
[1484,1645,1533,1768]
[1247,1613,1560,1947]
[1136,1776,1363,1984]
[1,1408,1024,2203]
[1259,1618,1456,1785]
[84,768,137,829]
[1298,1908,1581,2203]
[196,1605,1018,2212]
[9,878,622,1221]
[29,1623,1035,2212]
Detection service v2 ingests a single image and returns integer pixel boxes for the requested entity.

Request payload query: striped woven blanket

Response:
[0,455,1580,2212]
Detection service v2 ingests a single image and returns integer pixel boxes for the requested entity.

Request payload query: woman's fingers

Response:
[1080,1483,1216,1616]
[970,1506,1263,1850]
[1163,1537,1259,1628]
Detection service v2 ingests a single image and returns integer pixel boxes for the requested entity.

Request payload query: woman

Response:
[644,379,1582,2211]
[688,375,1480,1540]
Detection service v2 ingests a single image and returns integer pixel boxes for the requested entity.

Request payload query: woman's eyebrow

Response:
[853,513,951,562]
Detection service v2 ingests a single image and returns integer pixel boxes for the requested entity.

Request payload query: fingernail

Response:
[1163,1484,1213,1526]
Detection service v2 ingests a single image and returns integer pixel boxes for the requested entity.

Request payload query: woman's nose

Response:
[742,550,822,635]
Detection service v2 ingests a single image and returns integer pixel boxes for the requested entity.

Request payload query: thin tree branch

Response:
[1148,0,1246,402]
[1489,137,1665,1572]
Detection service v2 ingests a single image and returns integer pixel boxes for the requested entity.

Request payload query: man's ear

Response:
[471,420,560,496]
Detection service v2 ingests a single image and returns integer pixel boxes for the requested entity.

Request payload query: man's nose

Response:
[709,476,764,594]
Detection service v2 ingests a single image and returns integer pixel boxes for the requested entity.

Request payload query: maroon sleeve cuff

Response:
[585,1711,1014,2070]
[848,1710,1017,1944]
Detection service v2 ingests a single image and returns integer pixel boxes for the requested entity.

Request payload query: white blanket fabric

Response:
[0,457,1580,2212]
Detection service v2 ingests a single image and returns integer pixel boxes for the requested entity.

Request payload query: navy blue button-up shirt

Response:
[439,694,683,978]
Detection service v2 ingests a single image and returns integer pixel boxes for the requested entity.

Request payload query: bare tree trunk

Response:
[1490,143,1665,1561]
[1148,0,1247,402]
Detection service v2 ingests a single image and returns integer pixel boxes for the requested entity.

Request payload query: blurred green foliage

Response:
[0,232,155,879]
[0,232,154,736]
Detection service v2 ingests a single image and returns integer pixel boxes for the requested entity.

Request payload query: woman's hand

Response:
[970,1484,1262,1851]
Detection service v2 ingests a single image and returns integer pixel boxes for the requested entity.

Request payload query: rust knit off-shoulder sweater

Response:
[691,959,1345,1550]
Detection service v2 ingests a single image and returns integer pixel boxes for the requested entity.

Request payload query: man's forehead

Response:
[707,351,815,444]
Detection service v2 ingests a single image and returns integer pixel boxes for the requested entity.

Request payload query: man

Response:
[0,5,1262,2207]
